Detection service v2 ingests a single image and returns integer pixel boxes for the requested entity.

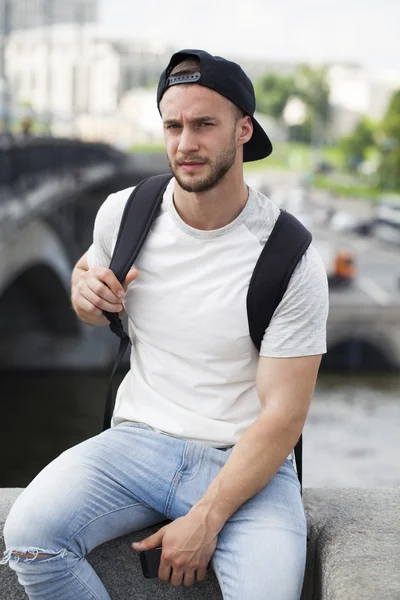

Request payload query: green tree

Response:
[378,90,400,190]
[293,65,331,145]
[339,118,376,171]
[254,66,331,145]
[295,65,330,124]
[254,73,296,120]
[288,119,312,144]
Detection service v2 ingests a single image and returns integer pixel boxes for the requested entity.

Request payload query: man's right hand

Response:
[71,252,139,327]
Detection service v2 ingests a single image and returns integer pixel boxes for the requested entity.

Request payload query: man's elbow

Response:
[260,399,310,443]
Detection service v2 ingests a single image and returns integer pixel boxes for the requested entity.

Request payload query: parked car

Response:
[329,210,373,236]
[372,197,400,245]
[314,160,334,175]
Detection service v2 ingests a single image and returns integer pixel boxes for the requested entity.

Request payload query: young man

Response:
[3,49,329,599]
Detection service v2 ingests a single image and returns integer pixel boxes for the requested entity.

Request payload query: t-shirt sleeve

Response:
[86,187,134,268]
[260,244,329,358]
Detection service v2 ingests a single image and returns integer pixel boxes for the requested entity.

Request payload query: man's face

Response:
[159,84,241,193]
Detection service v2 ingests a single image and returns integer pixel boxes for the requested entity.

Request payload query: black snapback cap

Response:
[157,49,273,162]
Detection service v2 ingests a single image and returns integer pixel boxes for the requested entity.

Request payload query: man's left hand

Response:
[132,510,220,587]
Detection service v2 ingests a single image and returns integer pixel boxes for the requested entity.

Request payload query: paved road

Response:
[314,227,400,308]
[252,169,400,309]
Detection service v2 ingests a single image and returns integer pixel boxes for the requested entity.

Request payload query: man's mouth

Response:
[179,161,205,171]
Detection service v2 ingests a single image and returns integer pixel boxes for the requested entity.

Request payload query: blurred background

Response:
[0,0,399,489]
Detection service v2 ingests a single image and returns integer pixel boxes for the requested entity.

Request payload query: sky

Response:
[99,0,400,73]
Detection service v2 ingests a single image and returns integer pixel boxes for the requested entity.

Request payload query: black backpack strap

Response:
[102,173,173,430]
[246,209,312,491]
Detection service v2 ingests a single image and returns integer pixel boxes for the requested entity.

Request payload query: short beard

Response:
[168,133,237,193]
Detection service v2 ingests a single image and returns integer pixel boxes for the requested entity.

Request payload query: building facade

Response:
[8,0,98,30]
[6,25,169,118]
[327,63,400,139]
[5,26,399,144]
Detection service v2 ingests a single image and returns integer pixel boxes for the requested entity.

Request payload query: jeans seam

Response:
[66,502,143,548]
[212,556,228,600]
[181,444,205,482]
[69,566,103,600]
[163,443,187,518]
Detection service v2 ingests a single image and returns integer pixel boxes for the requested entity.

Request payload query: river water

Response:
[1,371,399,489]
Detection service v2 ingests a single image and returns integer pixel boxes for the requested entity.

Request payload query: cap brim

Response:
[243,116,273,162]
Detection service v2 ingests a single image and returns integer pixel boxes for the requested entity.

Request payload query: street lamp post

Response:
[43,0,53,135]
[0,0,11,134]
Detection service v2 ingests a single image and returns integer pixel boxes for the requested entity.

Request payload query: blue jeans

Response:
[2,422,307,599]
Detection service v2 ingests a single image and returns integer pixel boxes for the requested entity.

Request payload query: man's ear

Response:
[238,115,253,145]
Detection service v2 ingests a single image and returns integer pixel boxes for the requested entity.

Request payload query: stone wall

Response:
[1,488,399,599]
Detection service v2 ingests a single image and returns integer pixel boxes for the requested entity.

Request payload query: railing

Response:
[0,136,127,189]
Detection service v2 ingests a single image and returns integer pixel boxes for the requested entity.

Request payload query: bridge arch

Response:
[0,220,81,366]
[324,336,397,371]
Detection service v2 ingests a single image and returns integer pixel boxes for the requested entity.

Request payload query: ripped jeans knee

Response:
[2,497,72,569]
[1,547,68,566]
[2,513,69,567]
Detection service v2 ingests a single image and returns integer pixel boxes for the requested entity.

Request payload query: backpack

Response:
[102,173,312,489]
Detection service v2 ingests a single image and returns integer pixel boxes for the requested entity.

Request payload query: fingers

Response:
[76,295,102,317]
[86,277,122,305]
[75,267,124,315]
[158,562,172,584]
[95,267,125,298]
[132,528,164,552]
[161,565,205,587]
[158,553,207,588]
[170,566,185,587]
[72,264,140,326]
[123,268,139,290]
[183,569,197,587]
[195,566,208,582]
[158,549,174,583]
[82,285,123,313]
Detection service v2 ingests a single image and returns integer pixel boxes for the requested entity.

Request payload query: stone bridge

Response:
[325,301,400,370]
[0,136,170,369]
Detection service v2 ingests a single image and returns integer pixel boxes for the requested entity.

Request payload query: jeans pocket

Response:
[118,421,155,431]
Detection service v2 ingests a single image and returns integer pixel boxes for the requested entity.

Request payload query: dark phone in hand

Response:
[139,546,162,578]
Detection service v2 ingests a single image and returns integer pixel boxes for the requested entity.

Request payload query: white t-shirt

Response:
[87,178,329,447]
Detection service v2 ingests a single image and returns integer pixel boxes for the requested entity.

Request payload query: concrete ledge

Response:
[302,487,400,600]
[1,487,399,599]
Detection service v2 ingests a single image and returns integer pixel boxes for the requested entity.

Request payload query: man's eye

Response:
[200,122,214,127]
[166,124,181,129]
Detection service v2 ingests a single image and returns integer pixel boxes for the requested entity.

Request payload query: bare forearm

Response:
[190,406,305,530]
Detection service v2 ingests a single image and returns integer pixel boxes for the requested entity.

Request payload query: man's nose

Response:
[177,127,200,155]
